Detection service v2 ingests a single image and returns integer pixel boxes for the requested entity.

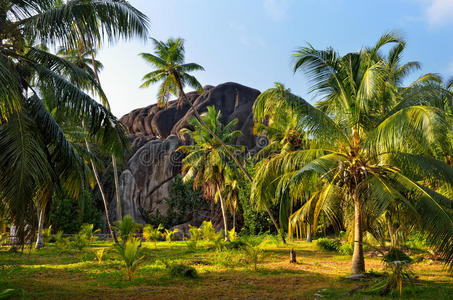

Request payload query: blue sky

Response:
[98,0,453,117]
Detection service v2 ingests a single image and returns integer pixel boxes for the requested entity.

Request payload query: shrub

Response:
[225,239,247,250]
[383,248,412,264]
[166,263,198,278]
[114,215,142,243]
[96,248,105,264]
[406,232,428,250]
[71,224,99,251]
[200,221,216,241]
[50,189,102,233]
[54,230,70,252]
[42,225,52,245]
[186,225,202,250]
[143,224,163,248]
[339,243,353,255]
[243,242,265,271]
[164,228,179,243]
[116,238,144,281]
[316,238,341,252]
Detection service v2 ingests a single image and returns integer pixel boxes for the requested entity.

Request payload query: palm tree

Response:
[252,33,453,274]
[57,43,128,241]
[179,106,244,241]
[252,83,312,238]
[139,38,283,240]
[0,0,149,245]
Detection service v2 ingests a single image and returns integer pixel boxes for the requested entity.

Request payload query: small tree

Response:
[143,224,163,248]
[116,238,144,281]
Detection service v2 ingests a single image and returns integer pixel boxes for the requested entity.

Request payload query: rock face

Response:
[113,82,261,225]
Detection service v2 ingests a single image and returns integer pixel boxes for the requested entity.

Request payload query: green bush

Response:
[143,224,163,248]
[71,224,99,251]
[166,263,198,278]
[338,243,353,255]
[114,215,142,243]
[406,232,428,250]
[383,248,412,263]
[54,230,70,251]
[200,221,216,241]
[164,228,179,243]
[316,238,341,252]
[50,190,102,234]
[238,170,276,235]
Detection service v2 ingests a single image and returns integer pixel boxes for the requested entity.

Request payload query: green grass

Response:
[1,240,452,299]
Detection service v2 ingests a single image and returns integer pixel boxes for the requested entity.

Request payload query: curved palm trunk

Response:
[112,155,122,221]
[351,192,365,274]
[85,140,117,243]
[175,77,285,243]
[90,48,122,222]
[35,207,44,249]
[217,184,230,242]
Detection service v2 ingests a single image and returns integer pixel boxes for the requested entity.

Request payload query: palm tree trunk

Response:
[351,192,365,274]
[85,140,117,243]
[306,223,312,242]
[175,76,285,243]
[233,211,236,230]
[217,184,230,242]
[35,206,44,249]
[386,214,395,248]
[89,47,122,223]
[112,155,122,221]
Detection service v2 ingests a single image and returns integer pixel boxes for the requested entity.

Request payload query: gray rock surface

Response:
[113,82,262,226]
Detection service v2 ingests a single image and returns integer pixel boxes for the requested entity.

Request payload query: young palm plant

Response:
[178,106,244,241]
[116,238,144,281]
[143,224,163,248]
[252,33,453,274]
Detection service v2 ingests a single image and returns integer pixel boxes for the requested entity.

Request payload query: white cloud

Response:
[263,0,290,21]
[425,0,453,26]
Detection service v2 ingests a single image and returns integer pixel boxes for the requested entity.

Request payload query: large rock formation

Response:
[113,82,262,225]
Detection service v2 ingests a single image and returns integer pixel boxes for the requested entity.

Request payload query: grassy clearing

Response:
[1,240,452,299]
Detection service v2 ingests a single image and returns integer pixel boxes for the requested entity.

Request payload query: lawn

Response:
[1,239,452,299]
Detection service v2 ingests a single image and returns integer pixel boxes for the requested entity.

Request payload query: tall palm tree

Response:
[58,43,127,241]
[252,33,453,274]
[139,38,283,240]
[179,106,244,241]
[0,0,149,244]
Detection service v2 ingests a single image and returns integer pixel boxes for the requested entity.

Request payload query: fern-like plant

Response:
[114,215,142,243]
[165,228,180,243]
[116,238,144,281]
[95,248,105,264]
[54,231,70,252]
[243,242,264,271]
[201,221,216,241]
[143,224,163,248]
[42,225,52,245]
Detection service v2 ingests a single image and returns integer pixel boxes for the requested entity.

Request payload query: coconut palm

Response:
[0,0,149,244]
[253,33,453,274]
[139,38,283,240]
[252,83,313,238]
[179,106,244,241]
